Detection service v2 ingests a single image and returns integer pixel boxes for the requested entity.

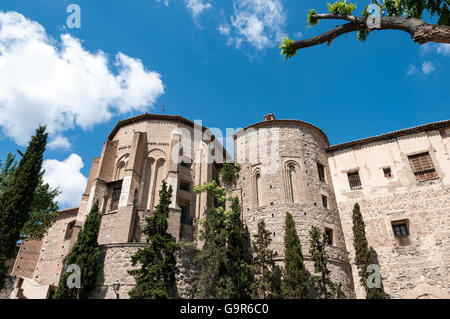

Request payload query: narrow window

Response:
[288,165,296,203]
[392,222,409,237]
[383,167,392,179]
[181,160,192,168]
[180,181,190,192]
[286,164,298,204]
[64,221,76,241]
[180,204,191,225]
[111,187,121,211]
[347,171,362,190]
[325,228,333,245]
[392,220,410,246]
[116,161,125,180]
[321,195,328,208]
[317,163,325,182]
[255,173,262,207]
[408,152,437,181]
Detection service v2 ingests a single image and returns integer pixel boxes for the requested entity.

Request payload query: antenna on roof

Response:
[160,104,167,114]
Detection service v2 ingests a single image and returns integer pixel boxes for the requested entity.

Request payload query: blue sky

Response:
[0,0,448,208]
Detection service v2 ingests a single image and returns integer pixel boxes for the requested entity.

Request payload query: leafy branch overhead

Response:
[280,0,450,60]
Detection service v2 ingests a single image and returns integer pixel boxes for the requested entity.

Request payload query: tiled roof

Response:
[57,207,79,214]
[232,119,330,146]
[327,120,450,152]
[107,113,229,160]
[107,113,209,141]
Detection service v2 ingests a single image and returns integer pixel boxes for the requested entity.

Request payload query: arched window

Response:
[254,170,264,208]
[150,158,166,210]
[115,161,126,180]
[288,164,296,203]
[255,173,261,207]
[141,158,154,210]
[64,220,76,241]
[285,161,300,204]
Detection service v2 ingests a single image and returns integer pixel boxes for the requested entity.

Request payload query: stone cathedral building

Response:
[2,113,449,299]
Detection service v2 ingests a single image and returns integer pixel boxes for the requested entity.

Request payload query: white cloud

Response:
[43,154,87,209]
[218,24,231,36]
[407,61,435,76]
[156,0,170,6]
[184,0,212,20]
[48,135,71,150]
[224,0,286,50]
[293,31,303,39]
[406,64,418,76]
[420,42,450,57]
[419,42,433,55]
[0,11,165,145]
[421,61,435,75]
[436,43,450,56]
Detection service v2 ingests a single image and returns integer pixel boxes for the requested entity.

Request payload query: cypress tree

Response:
[222,197,254,298]
[251,219,280,299]
[0,255,6,290]
[194,177,253,299]
[0,153,18,191]
[128,180,179,299]
[195,209,227,298]
[194,182,227,298]
[352,203,386,299]
[53,200,101,299]
[281,212,309,299]
[309,226,344,299]
[0,153,59,241]
[219,162,253,298]
[0,126,47,289]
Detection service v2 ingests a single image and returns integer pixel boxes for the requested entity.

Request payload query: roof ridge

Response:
[327,120,450,152]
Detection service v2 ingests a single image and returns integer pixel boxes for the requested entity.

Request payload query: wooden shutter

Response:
[408,153,437,181]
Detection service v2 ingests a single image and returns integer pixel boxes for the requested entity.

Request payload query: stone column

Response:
[166,130,182,240]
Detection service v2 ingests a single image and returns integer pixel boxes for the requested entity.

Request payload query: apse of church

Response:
[76,114,228,245]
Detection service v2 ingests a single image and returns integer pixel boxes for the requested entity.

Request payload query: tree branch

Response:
[291,14,450,52]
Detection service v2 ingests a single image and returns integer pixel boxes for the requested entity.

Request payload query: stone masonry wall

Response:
[244,203,355,297]
[235,121,355,297]
[90,243,198,299]
[336,185,450,299]
[328,128,450,299]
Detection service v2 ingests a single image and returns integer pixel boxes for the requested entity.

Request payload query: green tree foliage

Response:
[328,0,356,15]
[0,126,47,290]
[352,203,386,299]
[383,0,449,25]
[21,173,59,240]
[218,162,240,189]
[128,181,179,299]
[251,220,281,299]
[53,200,100,299]
[309,226,345,299]
[357,0,450,41]
[223,197,254,298]
[194,180,254,298]
[194,181,228,298]
[0,153,59,240]
[0,255,6,290]
[281,212,309,299]
[307,9,319,26]
[279,37,297,60]
[280,0,450,59]
[0,153,17,191]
